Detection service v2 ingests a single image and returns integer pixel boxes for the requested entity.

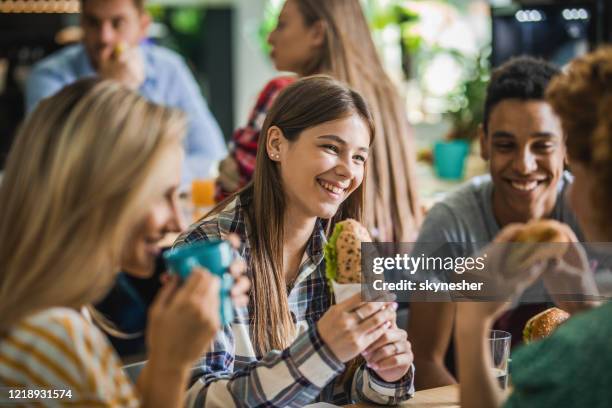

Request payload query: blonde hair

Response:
[0,79,186,332]
[295,0,422,241]
[546,47,612,239]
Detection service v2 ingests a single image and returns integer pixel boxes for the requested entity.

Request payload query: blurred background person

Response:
[24,0,226,189]
[216,0,422,242]
[456,46,612,408]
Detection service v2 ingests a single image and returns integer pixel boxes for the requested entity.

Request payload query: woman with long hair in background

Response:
[0,79,248,407]
[217,0,421,242]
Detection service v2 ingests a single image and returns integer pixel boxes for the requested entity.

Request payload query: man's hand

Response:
[98,42,145,90]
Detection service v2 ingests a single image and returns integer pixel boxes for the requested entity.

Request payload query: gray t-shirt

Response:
[411,171,583,302]
[417,171,582,248]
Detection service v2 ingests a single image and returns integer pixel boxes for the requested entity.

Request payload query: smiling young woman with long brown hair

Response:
[217,0,421,242]
[178,76,415,407]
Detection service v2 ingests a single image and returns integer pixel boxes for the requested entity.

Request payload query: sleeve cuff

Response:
[359,364,415,403]
[287,325,345,389]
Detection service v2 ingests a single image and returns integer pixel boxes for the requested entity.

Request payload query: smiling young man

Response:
[25,0,226,188]
[407,57,585,390]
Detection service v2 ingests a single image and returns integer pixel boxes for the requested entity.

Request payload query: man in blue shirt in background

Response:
[26,0,227,189]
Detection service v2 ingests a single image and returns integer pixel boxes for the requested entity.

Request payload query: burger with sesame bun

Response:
[523,307,570,343]
[324,219,372,301]
[508,220,572,269]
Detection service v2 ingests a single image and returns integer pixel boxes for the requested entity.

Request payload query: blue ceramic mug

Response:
[163,241,234,325]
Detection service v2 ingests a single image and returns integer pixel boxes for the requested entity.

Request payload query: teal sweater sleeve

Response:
[504,302,612,408]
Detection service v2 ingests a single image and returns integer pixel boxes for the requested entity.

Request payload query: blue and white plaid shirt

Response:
[175,196,414,407]
[25,43,227,189]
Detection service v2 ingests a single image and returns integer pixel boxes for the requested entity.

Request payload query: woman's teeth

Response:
[319,180,344,194]
[511,180,539,191]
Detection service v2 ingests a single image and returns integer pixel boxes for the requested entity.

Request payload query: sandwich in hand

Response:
[523,307,570,343]
[324,219,371,301]
[513,220,570,244]
[509,220,571,268]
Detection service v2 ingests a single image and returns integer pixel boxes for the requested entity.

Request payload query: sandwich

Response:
[509,220,571,268]
[113,42,127,58]
[523,307,570,343]
[324,219,371,285]
[513,219,570,244]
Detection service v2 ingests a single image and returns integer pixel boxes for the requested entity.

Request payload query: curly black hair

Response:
[483,56,560,133]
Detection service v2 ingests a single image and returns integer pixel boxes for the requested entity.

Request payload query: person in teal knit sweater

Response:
[455,47,612,407]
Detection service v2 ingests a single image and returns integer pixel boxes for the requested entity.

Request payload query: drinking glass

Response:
[489,330,511,389]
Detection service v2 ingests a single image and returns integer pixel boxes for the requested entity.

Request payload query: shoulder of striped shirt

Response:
[1,308,114,379]
[2,307,114,368]
[1,307,139,405]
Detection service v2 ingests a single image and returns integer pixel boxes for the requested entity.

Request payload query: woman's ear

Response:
[309,20,327,47]
[266,126,284,162]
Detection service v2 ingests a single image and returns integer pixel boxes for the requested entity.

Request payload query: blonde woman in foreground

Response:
[0,79,248,407]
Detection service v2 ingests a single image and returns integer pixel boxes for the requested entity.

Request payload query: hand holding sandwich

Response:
[98,41,145,90]
[317,293,396,363]
[540,224,600,313]
[319,219,413,381]
[455,221,574,330]
[361,317,414,382]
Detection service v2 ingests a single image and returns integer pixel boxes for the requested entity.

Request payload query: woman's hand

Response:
[455,223,549,322]
[362,316,413,383]
[317,293,396,363]
[226,234,250,308]
[147,268,221,368]
[541,226,600,313]
[138,270,220,408]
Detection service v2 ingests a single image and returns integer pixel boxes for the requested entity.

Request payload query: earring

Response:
[272,154,280,160]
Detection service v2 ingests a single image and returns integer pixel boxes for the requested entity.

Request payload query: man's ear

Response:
[479,124,489,161]
[139,12,151,41]
[266,126,285,162]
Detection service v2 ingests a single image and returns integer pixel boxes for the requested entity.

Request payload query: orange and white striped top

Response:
[0,307,140,407]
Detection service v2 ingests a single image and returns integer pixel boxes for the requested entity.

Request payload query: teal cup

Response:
[434,140,469,180]
[163,241,234,325]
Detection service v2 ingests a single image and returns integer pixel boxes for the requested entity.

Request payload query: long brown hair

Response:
[546,47,612,239]
[0,79,185,332]
[212,76,374,354]
[293,0,422,241]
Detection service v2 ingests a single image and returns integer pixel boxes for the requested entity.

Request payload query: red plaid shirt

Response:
[215,77,295,202]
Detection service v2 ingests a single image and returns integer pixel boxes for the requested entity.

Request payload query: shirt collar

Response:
[224,195,327,270]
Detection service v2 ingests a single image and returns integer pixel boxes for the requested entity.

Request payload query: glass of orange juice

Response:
[191,178,216,220]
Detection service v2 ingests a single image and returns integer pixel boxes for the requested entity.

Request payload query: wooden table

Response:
[345,385,459,407]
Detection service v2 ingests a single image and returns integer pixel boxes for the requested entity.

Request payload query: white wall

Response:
[232,0,277,127]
